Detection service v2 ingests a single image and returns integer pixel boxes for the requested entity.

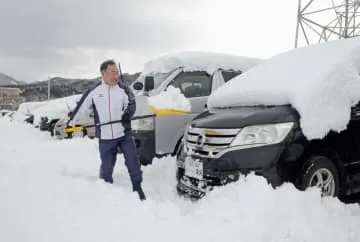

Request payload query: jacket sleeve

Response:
[122,85,136,121]
[67,90,94,126]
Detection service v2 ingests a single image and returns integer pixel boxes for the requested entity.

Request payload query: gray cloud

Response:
[0,0,206,81]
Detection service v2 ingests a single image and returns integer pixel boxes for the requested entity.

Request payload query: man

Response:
[66,59,146,201]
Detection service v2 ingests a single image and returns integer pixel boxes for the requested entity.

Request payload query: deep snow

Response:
[1,117,360,242]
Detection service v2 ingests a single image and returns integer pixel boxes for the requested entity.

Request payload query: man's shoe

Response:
[133,183,146,201]
[137,187,146,201]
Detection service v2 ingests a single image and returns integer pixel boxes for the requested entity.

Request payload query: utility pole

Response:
[295,0,360,48]
[48,76,51,100]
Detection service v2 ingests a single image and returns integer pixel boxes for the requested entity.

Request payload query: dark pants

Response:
[98,134,142,187]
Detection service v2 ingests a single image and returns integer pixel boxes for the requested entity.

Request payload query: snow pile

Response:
[143,51,262,75]
[147,86,191,112]
[12,100,48,122]
[32,94,82,125]
[1,118,360,242]
[208,37,360,140]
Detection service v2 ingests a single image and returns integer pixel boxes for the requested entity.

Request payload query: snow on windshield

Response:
[147,86,191,112]
[208,37,360,140]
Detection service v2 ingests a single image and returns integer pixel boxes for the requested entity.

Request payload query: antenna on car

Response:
[65,101,71,111]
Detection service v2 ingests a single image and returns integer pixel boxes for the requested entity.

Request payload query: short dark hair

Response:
[100,59,116,73]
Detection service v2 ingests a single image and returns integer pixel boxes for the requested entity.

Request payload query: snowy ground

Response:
[1,117,360,242]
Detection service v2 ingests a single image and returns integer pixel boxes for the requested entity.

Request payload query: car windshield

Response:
[153,72,172,89]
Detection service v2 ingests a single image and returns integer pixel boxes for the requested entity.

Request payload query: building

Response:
[0,87,24,110]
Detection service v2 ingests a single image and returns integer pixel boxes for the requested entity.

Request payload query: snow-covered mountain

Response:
[0,73,26,86]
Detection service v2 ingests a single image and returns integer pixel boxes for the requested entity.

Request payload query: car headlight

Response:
[131,117,154,131]
[230,122,294,147]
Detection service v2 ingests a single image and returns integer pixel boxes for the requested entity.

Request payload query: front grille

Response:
[185,127,240,158]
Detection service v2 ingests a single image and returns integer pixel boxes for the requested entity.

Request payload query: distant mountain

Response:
[0,72,141,102]
[0,73,26,86]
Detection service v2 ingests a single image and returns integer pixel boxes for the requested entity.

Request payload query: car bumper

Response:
[176,143,285,198]
[133,130,156,165]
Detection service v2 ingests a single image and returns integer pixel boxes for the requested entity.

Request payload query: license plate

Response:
[184,157,203,180]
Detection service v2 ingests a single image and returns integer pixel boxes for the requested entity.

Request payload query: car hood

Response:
[192,105,299,129]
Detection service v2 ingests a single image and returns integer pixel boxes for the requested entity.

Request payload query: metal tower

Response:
[295,0,360,48]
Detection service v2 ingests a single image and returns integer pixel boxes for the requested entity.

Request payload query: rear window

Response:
[222,70,242,82]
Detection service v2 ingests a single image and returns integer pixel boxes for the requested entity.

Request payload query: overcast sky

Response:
[0,0,306,82]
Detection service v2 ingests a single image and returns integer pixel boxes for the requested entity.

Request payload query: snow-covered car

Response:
[12,100,48,125]
[176,37,360,199]
[32,95,82,136]
[1,110,15,120]
[130,51,262,165]
[0,109,11,116]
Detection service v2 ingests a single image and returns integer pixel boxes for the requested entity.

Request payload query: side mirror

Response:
[144,76,155,92]
[133,82,144,91]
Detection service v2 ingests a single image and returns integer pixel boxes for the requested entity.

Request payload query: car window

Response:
[351,101,360,119]
[221,70,242,82]
[169,71,211,98]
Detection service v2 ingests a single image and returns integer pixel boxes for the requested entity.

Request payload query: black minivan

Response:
[176,37,360,199]
[176,104,360,199]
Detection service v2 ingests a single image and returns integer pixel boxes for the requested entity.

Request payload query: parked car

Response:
[176,38,360,199]
[1,110,15,119]
[0,109,11,116]
[32,95,82,136]
[130,51,262,165]
[54,112,96,139]
[24,114,34,124]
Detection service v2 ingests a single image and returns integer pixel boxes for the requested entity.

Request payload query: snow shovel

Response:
[64,114,155,134]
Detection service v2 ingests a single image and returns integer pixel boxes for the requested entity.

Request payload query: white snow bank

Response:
[32,94,82,125]
[147,86,191,112]
[1,119,360,242]
[143,51,262,75]
[208,37,360,140]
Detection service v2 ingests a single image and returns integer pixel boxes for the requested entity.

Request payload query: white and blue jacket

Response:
[68,80,136,140]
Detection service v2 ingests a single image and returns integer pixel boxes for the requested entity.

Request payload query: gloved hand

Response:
[122,112,130,121]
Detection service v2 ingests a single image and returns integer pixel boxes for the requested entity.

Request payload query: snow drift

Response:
[1,118,360,242]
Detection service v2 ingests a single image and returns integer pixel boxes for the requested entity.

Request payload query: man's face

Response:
[102,64,119,86]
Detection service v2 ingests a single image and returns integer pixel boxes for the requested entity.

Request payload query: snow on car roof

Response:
[207,37,360,140]
[142,51,262,75]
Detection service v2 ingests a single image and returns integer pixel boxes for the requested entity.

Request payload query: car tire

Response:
[49,122,56,136]
[299,156,340,197]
